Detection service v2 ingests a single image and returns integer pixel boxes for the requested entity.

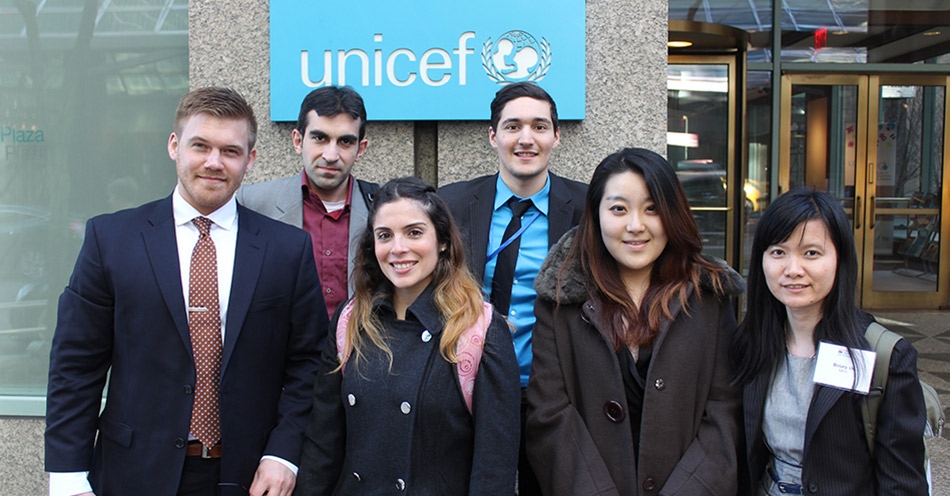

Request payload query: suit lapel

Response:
[348,180,370,295]
[467,176,496,282]
[804,384,844,454]
[547,174,575,246]
[142,196,191,354]
[744,373,770,458]
[276,179,304,227]
[222,206,265,373]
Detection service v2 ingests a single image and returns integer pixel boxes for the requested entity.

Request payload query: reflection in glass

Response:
[668,0,774,62]
[0,1,187,394]
[780,0,950,63]
[871,85,945,292]
[668,64,730,260]
[788,84,859,219]
[669,0,950,64]
[743,71,773,277]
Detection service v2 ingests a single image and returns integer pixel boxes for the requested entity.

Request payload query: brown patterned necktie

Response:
[188,217,222,448]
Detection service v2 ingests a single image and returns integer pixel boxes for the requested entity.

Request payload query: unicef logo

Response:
[481,30,551,84]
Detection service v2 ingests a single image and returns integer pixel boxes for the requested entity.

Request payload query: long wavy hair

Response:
[730,187,868,385]
[562,147,725,349]
[339,177,485,371]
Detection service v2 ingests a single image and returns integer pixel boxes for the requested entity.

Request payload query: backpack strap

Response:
[861,321,901,456]
[455,302,493,413]
[335,299,357,373]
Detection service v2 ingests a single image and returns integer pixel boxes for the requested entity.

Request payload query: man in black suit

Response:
[438,82,586,495]
[45,87,327,496]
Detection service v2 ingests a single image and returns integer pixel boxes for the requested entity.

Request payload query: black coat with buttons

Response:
[295,284,521,495]
[526,229,745,496]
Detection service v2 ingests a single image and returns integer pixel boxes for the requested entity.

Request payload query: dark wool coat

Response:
[742,332,928,495]
[295,285,521,496]
[526,229,744,496]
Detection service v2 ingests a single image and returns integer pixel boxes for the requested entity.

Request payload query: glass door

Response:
[668,55,738,265]
[861,75,950,308]
[779,74,870,290]
[780,74,950,308]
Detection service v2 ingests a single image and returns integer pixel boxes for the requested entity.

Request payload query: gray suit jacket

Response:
[236,175,375,296]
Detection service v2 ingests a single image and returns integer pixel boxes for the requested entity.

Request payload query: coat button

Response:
[400,401,412,414]
[183,385,193,394]
[654,378,665,390]
[395,478,406,490]
[603,400,624,423]
[643,477,656,491]
[421,330,432,342]
[352,472,361,482]
[808,482,818,493]
[347,394,357,406]
[175,438,185,448]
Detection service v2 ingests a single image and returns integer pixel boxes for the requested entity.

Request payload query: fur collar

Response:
[534,227,746,305]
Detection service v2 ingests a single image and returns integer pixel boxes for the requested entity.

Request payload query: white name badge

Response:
[813,342,876,395]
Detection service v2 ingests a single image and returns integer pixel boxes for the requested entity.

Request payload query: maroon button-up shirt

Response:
[301,171,352,318]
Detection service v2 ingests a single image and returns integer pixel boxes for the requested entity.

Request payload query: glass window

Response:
[669,0,774,62]
[781,0,950,63]
[871,84,945,292]
[668,63,731,260]
[743,71,772,277]
[0,0,187,399]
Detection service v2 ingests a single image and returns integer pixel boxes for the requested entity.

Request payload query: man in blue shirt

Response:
[439,82,586,495]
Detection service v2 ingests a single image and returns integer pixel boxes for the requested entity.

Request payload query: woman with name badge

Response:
[526,148,745,495]
[296,177,521,495]
[731,187,928,495]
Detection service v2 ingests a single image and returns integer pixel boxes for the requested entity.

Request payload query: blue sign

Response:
[270,0,585,121]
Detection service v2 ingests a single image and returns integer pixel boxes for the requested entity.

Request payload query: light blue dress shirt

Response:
[482,174,550,387]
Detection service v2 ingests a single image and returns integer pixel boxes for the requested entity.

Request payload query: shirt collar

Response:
[373,283,444,333]
[172,185,238,231]
[300,170,354,207]
[493,173,550,216]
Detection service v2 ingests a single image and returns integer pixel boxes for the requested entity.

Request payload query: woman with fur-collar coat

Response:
[525,148,745,496]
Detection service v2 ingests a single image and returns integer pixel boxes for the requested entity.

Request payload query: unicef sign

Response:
[270,0,585,121]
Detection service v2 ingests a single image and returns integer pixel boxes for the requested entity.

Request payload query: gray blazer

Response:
[235,175,375,296]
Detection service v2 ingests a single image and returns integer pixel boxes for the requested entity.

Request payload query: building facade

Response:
[0,0,666,491]
[3,0,949,491]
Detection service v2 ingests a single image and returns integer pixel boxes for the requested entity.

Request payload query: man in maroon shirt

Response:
[237,87,378,317]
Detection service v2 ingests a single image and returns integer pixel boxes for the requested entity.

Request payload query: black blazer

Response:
[742,337,928,495]
[45,196,328,495]
[438,173,587,281]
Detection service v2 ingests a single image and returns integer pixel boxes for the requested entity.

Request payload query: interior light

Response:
[668,41,693,48]
[923,31,941,36]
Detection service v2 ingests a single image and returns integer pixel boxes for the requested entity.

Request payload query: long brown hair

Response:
[562,148,724,349]
[339,177,485,371]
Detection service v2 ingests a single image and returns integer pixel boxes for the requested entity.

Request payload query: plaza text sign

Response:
[269,0,585,121]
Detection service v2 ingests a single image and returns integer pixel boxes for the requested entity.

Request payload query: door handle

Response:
[870,196,876,229]
[855,196,862,229]
[868,162,875,184]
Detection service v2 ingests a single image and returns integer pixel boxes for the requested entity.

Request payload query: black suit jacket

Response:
[438,173,587,282]
[45,195,328,495]
[742,337,928,495]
